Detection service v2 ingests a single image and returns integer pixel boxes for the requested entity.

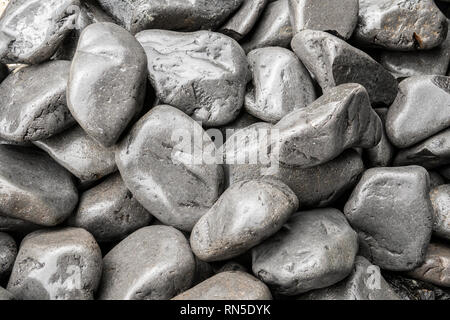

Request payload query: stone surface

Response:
[354,0,448,51]
[33,126,117,185]
[429,171,446,188]
[7,228,102,300]
[0,0,80,64]
[288,0,359,40]
[291,30,398,105]
[386,75,450,148]
[136,30,249,127]
[430,184,450,240]
[191,179,298,262]
[68,173,152,243]
[0,61,75,142]
[0,286,14,300]
[173,271,272,300]
[98,225,196,300]
[219,111,260,147]
[0,215,40,235]
[299,256,400,300]
[274,83,382,168]
[384,272,450,300]
[252,208,358,295]
[344,166,433,271]
[97,0,243,35]
[0,232,16,280]
[0,145,78,226]
[244,47,316,123]
[68,22,147,148]
[364,108,395,167]
[116,105,223,232]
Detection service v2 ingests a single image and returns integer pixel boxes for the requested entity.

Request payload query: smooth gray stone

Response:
[0,145,78,226]
[299,256,400,300]
[245,47,316,123]
[221,0,268,41]
[33,126,117,185]
[68,22,147,148]
[274,83,382,168]
[0,232,17,280]
[116,105,224,232]
[429,171,446,188]
[68,173,153,243]
[0,0,80,64]
[0,286,14,300]
[241,0,293,53]
[430,184,450,240]
[97,0,243,35]
[7,228,102,300]
[386,75,450,148]
[98,225,196,300]
[190,179,298,262]
[407,242,450,287]
[0,61,75,142]
[252,208,358,295]
[344,166,433,271]
[291,30,398,105]
[354,0,448,51]
[364,108,395,167]
[136,30,249,127]
[393,128,450,169]
[0,215,40,235]
[288,0,358,40]
[0,63,7,83]
[173,271,272,300]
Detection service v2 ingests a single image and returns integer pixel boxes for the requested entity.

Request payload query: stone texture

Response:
[429,171,446,188]
[0,232,16,280]
[364,108,395,167]
[430,184,450,240]
[384,272,450,300]
[0,286,14,300]
[0,215,39,235]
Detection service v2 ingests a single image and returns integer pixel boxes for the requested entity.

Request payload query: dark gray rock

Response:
[136,30,249,127]
[0,232,16,281]
[344,166,433,271]
[430,184,450,240]
[252,208,358,295]
[68,22,147,148]
[364,108,395,167]
[7,227,102,300]
[0,61,75,142]
[291,30,398,105]
[429,171,446,188]
[384,272,450,300]
[386,75,450,148]
[354,0,448,51]
[173,271,272,300]
[0,286,14,300]
[0,215,40,235]
[440,165,450,180]
[0,145,78,226]
[98,225,196,300]
[245,47,316,123]
[116,105,224,232]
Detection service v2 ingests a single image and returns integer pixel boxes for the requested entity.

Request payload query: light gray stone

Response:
[430,184,450,240]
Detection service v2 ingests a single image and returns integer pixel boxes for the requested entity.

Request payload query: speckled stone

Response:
[0,232,16,280]
[430,184,450,240]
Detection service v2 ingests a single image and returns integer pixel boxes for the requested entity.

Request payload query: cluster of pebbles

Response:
[0,0,449,301]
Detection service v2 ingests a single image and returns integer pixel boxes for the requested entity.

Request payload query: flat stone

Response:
[407,242,450,287]
[252,208,358,295]
[354,0,448,51]
[190,179,298,262]
[116,105,224,232]
[97,0,243,35]
[0,286,14,300]
[98,225,196,300]
[68,173,152,243]
[136,30,249,127]
[299,256,400,300]
[241,0,293,53]
[33,126,117,185]
[291,30,398,105]
[0,232,16,280]
[386,75,450,148]
[429,171,446,188]
[173,271,272,300]
[0,0,80,64]
[68,22,147,147]
[274,83,382,168]
[244,47,316,123]
[430,184,450,240]
[7,227,102,300]
[0,145,78,226]
[0,61,75,142]
[344,166,433,271]
[288,0,359,39]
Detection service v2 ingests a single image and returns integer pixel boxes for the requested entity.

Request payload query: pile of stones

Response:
[0,0,449,300]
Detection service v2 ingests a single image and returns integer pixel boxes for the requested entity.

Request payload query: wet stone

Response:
[0,61,75,142]
[344,166,433,271]
[98,225,196,300]
[68,22,147,148]
[430,184,450,240]
[291,30,398,105]
[0,232,17,281]
[7,227,103,300]
[252,208,358,296]
[136,30,249,127]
